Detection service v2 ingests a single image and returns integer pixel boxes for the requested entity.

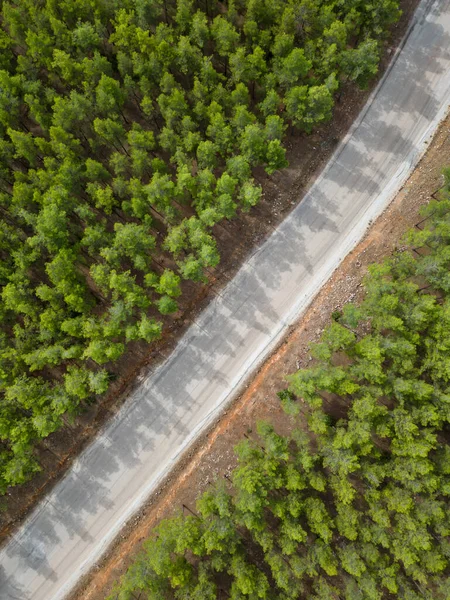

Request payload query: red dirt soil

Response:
[71,54,450,600]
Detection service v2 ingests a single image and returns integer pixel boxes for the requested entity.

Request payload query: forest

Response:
[109,192,450,600]
[0,0,402,492]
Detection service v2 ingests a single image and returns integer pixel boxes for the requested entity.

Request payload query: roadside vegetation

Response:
[109,188,450,600]
[0,0,401,492]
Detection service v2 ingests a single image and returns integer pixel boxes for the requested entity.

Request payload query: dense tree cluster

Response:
[0,0,400,490]
[110,195,450,599]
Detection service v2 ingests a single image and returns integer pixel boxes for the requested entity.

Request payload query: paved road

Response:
[2,1,450,598]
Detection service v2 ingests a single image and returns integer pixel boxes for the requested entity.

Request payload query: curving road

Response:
[2,0,450,598]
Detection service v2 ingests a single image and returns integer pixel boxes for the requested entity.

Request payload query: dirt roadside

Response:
[69,69,450,600]
[0,0,421,539]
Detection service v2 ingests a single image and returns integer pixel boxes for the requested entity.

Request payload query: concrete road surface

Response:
[2,0,450,598]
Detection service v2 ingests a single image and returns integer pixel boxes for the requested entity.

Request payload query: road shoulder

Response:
[71,86,450,600]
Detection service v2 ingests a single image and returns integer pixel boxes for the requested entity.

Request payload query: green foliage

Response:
[0,0,399,492]
[110,191,450,599]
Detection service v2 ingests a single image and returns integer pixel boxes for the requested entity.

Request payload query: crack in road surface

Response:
[1,0,450,598]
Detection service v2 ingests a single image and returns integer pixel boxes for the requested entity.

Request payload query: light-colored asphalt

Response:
[2,1,450,598]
